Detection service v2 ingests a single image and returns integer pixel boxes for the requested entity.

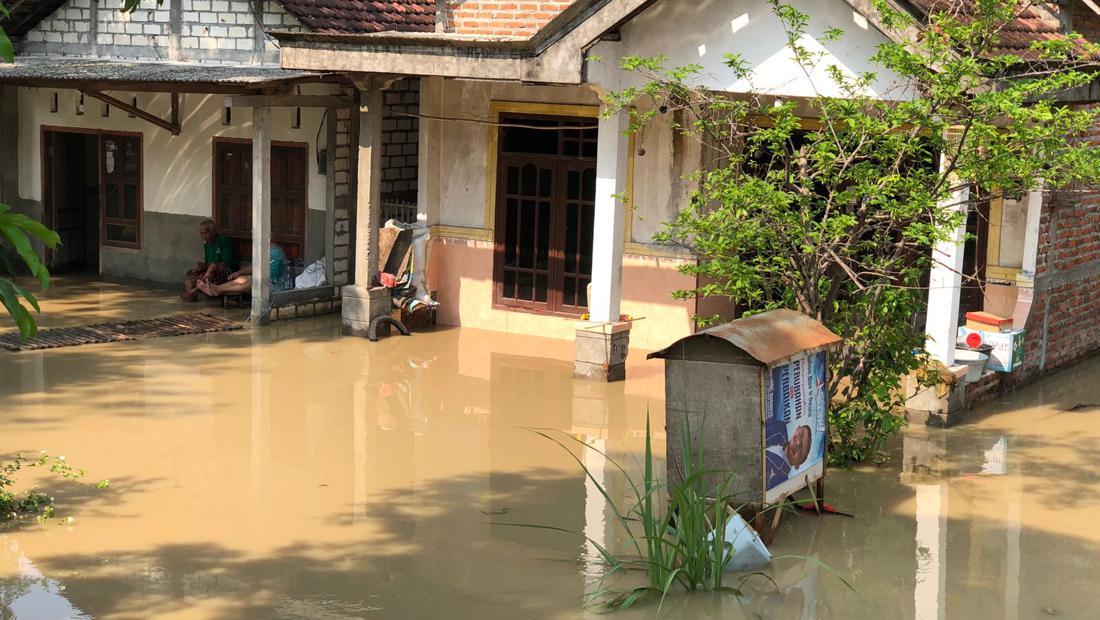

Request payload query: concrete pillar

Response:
[588,108,629,323]
[250,105,272,324]
[416,76,442,228]
[574,108,631,382]
[324,104,337,294]
[924,181,969,366]
[341,82,390,337]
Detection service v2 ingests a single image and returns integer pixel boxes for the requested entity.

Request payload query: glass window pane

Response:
[517,271,533,301]
[582,141,597,159]
[106,223,137,244]
[563,277,575,307]
[582,168,596,201]
[535,274,547,303]
[568,170,579,200]
[537,200,551,270]
[521,165,536,196]
[105,184,119,218]
[501,118,559,155]
[519,200,535,268]
[538,168,552,198]
[507,166,519,195]
[123,185,138,221]
[503,270,516,299]
[580,203,594,275]
[577,277,589,308]
[565,202,578,273]
[504,198,518,266]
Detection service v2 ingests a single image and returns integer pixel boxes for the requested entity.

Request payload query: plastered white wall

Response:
[425,79,697,245]
[431,79,600,229]
[18,86,331,216]
[589,0,903,98]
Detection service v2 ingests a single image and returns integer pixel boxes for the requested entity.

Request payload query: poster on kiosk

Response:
[763,351,828,504]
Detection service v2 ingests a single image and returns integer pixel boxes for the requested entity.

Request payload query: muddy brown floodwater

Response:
[2,278,1100,618]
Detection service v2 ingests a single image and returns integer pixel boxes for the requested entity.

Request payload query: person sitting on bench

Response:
[183,219,236,302]
[195,243,292,298]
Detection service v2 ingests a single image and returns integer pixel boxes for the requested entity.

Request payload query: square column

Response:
[250,105,272,324]
[925,182,970,365]
[342,82,391,337]
[588,108,629,323]
[575,108,631,381]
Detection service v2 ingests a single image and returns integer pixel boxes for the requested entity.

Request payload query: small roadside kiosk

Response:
[648,309,843,542]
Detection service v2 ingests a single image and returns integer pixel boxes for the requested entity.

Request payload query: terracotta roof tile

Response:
[906,1,1069,56]
[277,0,436,34]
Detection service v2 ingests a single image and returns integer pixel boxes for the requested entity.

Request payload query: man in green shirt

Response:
[182,219,236,301]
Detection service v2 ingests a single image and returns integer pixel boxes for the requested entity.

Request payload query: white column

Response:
[250,105,272,323]
[588,109,629,323]
[925,181,969,365]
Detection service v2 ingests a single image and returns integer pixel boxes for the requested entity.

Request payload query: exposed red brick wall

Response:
[445,0,573,37]
[1071,2,1100,43]
[968,105,1100,404]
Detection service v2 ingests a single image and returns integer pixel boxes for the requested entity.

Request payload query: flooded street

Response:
[2,279,1099,618]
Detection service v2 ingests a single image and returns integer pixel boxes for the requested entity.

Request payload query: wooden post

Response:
[251,105,272,324]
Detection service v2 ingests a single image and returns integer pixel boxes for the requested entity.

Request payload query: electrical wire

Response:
[391,110,598,131]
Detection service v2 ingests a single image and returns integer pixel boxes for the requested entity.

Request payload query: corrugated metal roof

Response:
[648,308,842,367]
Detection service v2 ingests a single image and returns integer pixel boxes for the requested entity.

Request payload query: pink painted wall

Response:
[427,237,696,351]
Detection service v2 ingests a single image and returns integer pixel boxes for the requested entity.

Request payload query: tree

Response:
[0,205,60,338]
[606,0,1100,462]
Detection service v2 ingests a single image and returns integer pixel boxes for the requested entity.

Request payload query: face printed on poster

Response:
[764,351,827,492]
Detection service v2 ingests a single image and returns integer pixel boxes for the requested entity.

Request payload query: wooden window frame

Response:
[984,193,1023,283]
[40,125,144,251]
[490,112,598,317]
[211,136,309,257]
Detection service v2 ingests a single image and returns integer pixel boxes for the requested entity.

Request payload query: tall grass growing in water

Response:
[500,415,772,612]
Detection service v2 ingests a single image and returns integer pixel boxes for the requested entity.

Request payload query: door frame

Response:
[490,112,598,318]
[40,125,145,255]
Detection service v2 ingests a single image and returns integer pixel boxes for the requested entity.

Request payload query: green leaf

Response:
[0,28,11,64]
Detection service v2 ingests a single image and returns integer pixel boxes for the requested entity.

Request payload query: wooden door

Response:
[213,140,307,260]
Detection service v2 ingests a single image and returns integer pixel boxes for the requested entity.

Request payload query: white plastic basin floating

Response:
[708,513,772,571]
[955,348,989,383]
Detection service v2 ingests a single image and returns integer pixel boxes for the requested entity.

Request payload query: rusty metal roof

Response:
[647,308,842,367]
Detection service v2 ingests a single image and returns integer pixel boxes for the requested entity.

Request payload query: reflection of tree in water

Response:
[0,548,91,620]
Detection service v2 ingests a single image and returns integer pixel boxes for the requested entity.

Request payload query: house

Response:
[3,0,1098,395]
[0,0,427,320]
[256,0,909,379]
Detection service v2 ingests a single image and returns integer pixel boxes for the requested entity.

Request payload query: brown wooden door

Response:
[493,122,597,315]
[213,141,307,260]
[271,144,307,259]
[495,156,556,309]
[214,141,252,237]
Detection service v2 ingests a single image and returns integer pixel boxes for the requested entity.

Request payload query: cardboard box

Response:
[958,327,1025,372]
